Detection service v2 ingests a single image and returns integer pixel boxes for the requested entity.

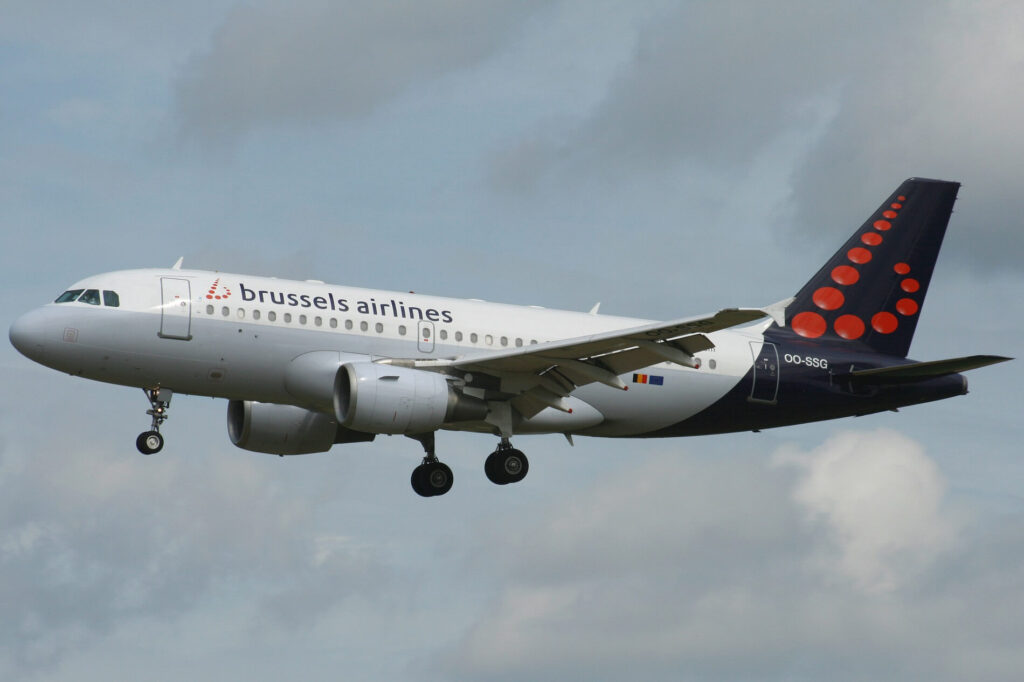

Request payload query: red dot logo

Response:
[894,262,911,275]
[882,210,898,219]
[901,278,920,293]
[861,232,882,246]
[813,286,845,311]
[891,202,902,209]
[831,265,860,285]
[847,247,872,264]
[207,278,232,300]
[834,314,865,340]
[792,312,827,338]
[896,298,919,315]
[872,312,898,334]
[873,220,892,231]
[897,195,907,201]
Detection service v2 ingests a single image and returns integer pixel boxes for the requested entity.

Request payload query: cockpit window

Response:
[55,289,84,303]
[79,289,101,305]
[103,290,120,307]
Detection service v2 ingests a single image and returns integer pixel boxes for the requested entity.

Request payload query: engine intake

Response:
[334,363,487,434]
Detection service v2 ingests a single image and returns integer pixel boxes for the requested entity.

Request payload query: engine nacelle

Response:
[334,363,487,434]
[228,400,374,455]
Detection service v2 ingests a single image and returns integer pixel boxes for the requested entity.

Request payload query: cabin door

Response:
[159,278,192,340]
[749,341,779,403]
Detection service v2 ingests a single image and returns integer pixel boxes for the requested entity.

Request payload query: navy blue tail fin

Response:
[785,178,960,358]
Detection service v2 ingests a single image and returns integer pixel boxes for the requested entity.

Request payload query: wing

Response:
[389,307,771,420]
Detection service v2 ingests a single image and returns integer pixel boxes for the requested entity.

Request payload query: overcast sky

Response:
[2,2,1023,680]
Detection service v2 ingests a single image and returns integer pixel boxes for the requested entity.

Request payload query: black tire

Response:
[136,431,164,455]
[485,451,507,485]
[411,464,432,497]
[424,462,453,496]
[501,449,529,483]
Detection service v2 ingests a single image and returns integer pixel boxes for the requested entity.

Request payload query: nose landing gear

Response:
[136,387,172,455]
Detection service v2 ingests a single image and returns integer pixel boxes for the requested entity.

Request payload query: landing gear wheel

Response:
[411,464,428,496]
[485,448,529,485]
[136,430,164,455]
[411,461,453,497]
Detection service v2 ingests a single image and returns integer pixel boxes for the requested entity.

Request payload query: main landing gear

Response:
[485,438,529,485]
[409,432,454,498]
[136,387,171,455]
[407,434,531,497]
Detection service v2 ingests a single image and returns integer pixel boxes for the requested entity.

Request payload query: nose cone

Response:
[9,308,51,363]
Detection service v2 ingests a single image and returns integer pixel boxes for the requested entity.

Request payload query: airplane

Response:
[9,178,1010,497]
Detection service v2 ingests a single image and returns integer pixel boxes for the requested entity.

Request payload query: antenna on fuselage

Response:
[171,257,184,270]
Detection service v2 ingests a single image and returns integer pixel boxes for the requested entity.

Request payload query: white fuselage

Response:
[11,268,767,437]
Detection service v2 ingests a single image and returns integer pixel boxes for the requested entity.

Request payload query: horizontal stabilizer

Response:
[846,355,1011,385]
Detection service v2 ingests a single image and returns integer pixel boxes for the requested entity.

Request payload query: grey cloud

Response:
[176,0,550,143]
[490,2,898,187]
[438,430,1024,682]
[791,2,1024,273]
[0,426,385,674]
[490,1,1024,272]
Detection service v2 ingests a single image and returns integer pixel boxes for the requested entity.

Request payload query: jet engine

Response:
[334,363,488,434]
[227,400,374,455]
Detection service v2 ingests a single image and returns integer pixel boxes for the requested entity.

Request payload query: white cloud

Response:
[438,433,1023,682]
[776,429,959,592]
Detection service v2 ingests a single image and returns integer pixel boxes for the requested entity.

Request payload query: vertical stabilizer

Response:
[785,178,959,358]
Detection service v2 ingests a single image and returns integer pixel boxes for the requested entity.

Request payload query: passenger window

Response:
[470,333,478,343]
[422,327,431,339]
[102,290,120,307]
[55,289,84,303]
[455,331,463,342]
[440,330,448,340]
[375,322,384,333]
[345,319,353,330]
[515,338,523,347]
[500,336,508,347]
[485,334,493,346]
[299,314,307,325]
[222,307,230,317]
[206,305,214,315]
[315,316,322,327]
[284,313,292,323]
[399,325,407,336]
[360,321,368,332]
[79,289,101,305]
[237,308,245,319]
[253,310,261,320]
[330,318,338,329]
[268,311,277,322]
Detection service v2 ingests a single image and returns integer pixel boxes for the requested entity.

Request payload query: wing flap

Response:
[452,308,765,377]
